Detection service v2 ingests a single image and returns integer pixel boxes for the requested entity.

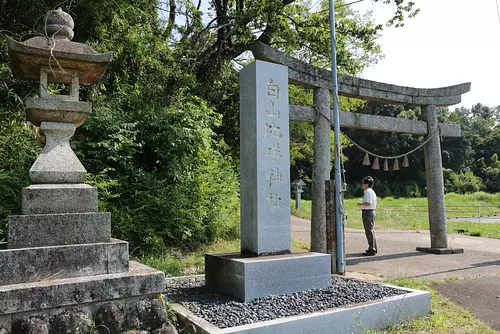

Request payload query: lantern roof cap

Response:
[7,8,112,85]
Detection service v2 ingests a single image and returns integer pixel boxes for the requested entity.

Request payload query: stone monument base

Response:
[173,280,431,334]
[0,261,173,333]
[205,252,331,302]
[416,247,464,254]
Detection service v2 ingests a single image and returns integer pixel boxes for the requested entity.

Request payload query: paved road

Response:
[291,216,500,330]
[447,216,500,224]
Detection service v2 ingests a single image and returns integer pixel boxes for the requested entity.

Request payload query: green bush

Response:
[479,154,500,193]
[444,192,460,200]
[469,191,496,202]
[443,168,483,194]
[74,94,240,253]
[0,109,40,240]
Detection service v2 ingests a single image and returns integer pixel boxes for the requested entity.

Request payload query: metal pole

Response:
[328,0,345,274]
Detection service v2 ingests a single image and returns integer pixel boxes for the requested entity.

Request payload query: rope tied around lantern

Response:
[341,126,441,171]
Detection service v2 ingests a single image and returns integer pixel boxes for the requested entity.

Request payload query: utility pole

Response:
[328,0,345,274]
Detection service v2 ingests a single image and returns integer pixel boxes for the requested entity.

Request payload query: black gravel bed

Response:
[165,276,410,329]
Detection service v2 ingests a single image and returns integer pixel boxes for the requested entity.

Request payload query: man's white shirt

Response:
[362,188,377,210]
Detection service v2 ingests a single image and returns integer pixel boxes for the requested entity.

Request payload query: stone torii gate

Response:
[248,42,470,254]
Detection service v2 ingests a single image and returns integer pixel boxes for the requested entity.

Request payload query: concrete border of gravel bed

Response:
[168,276,431,334]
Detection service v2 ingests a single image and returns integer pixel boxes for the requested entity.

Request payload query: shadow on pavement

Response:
[415,259,500,278]
[346,251,426,265]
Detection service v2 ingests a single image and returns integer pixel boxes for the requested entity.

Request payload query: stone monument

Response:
[205,60,331,302]
[1,9,173,333]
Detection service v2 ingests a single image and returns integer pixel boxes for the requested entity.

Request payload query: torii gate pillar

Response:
[311,87,331,253]
[417,105,463,254]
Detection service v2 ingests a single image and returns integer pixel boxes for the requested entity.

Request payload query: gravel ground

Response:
[165,276,410,329]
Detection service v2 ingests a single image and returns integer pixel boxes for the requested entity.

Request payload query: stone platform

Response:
[205,252,331,302]
[0,262,169,333]
[173,283,430,334]
[22,184,98,214]
[0,261,163,315]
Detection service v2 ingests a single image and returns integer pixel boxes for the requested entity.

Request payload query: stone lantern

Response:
[8,8,111,185]
[1,9,170,333]
[292,179,306,210]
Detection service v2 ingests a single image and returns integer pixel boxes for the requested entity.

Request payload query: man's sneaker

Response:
[362,250,376,256]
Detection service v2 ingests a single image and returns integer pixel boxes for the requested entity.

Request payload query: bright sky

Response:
[353,0,500,109]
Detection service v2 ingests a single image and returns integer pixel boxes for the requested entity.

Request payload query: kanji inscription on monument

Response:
[240,61,291,256]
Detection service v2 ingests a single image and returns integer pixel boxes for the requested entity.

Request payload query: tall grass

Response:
[138,238,311,277]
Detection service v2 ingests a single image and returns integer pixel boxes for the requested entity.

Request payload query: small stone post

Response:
[422,105,449,249]
[311,87,331,253]
[292,179,305,211]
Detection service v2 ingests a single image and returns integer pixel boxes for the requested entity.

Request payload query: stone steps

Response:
[0,239,128,286]
[0,261,164,316]
[8,212,110,248]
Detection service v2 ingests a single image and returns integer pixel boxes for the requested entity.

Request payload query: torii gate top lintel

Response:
[249,42,471,108]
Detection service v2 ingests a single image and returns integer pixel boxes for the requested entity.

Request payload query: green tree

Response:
[479,154,500,193]
[441,103,499,193]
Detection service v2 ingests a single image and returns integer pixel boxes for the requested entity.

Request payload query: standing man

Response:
[357,176,377,256]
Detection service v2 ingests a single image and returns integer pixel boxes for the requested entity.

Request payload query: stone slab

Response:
[0,261,164,315]
[2,293,169,334]
[239,60,291,256]
[8,212,110,248]
[22,184,98,214]
[416,247,464,254]
[173,284,430,334]
[205,252,330,302]
[0,239,128,285]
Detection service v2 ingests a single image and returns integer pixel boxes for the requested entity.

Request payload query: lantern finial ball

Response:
[45,8,75,40]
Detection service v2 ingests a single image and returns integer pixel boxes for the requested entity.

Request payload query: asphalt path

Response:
[291,215,500,330]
